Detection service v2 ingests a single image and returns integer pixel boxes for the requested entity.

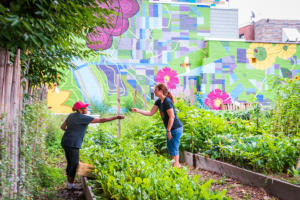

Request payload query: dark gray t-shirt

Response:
[61,112,94,149]
[154,97,182,130]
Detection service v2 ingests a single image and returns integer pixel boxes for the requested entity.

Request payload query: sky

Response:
[227,0,300,26]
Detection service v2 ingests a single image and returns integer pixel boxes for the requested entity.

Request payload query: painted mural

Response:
[47,0,211,113]
[47,1,300,113]
[201,41,300,109]
[149,0,228,6]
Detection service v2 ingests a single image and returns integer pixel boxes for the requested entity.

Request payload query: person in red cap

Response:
[60,101,124,190]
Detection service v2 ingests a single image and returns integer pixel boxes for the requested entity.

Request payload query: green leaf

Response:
[21,20,33,33]
[11,18,19,26]
[29,35,40,47]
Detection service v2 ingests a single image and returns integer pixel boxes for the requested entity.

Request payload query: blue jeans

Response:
[166,127,183,156]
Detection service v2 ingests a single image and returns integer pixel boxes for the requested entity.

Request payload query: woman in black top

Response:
[132,83,183,168]
[60,101,124,189]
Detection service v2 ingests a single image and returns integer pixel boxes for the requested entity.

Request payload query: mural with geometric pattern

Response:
[47,0,211,113]
[47,1,300,113]
[201,40,300,109]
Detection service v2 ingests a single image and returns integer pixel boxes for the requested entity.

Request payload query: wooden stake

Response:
[134,89,136,106]
[144,85,147,109]
[117,74,120,137]
[189,79,195,105]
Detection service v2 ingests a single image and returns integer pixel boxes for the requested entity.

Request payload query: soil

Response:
[48,181,85,200]
[186,164,279,200]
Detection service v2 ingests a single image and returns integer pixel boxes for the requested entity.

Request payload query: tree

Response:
[1,0,113,87]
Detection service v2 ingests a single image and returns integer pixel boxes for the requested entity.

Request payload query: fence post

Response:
[117,74,120,137]
[189,79,195,105]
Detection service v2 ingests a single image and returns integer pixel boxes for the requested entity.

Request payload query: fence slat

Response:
[0,48,9,114]
[10,49,21,196]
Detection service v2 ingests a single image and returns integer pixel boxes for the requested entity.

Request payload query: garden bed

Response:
[80,176,96,200]
[180,151,300,200]
[186,165,278,200]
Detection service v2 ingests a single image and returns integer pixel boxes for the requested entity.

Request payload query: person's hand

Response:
[131,108,138,112]
[116,115,125,119]
[167,131,172,140]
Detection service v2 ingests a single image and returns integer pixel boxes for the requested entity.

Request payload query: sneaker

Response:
[66,182,74,190]
[72,184,82,191]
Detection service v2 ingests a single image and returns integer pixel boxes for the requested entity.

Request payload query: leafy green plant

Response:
[121,99,300,178]
[44,114,65,157]
[123,97,144,113]
[269,76,300,136]
[81,129,230,200]
[203,134,300,173]
[38,164,65,188]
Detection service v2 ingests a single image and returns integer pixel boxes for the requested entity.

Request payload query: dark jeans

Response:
[63,147,79,178]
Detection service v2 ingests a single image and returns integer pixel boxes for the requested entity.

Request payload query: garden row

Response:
[129,100,299,182]
[80,128,230,199]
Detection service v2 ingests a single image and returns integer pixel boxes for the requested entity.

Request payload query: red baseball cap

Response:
[73,101,89,111]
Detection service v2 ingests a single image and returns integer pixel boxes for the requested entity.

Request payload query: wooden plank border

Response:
[179,151,194,167]
[180,151,300,200]
[80,176,96,200]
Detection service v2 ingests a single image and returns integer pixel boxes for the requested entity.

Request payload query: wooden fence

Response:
[0,48,23,198]
[220,103,253,111]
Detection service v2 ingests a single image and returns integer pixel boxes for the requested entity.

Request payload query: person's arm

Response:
[61,120,67,131]
[166,108,175,140]
[90,115,125,123]
[131,105,158,116]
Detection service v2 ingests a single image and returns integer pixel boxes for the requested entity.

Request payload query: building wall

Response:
[254,19,300,42]
[210,8,238,39]
[239,24,254,40]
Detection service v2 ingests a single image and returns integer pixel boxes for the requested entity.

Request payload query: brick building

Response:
[239,19,300,42]
[239,23,254,40]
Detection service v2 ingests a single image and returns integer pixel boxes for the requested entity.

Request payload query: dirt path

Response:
[49,182,85,200]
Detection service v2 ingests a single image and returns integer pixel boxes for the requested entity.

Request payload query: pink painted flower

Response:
[155,67,179,89]
[205,89,232,110]
[86,29,113,50]
[87,0,139,50]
